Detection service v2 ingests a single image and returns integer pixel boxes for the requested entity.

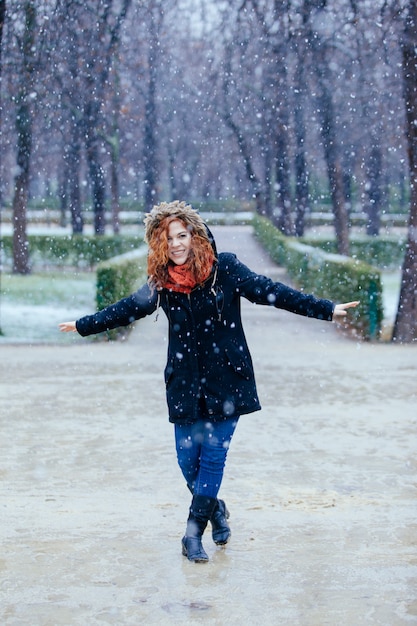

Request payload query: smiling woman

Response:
[59,200,359,564]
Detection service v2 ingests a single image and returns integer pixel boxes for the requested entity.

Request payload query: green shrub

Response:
[95,248,148,340]
[251,215,289,266]
[301,235,405,270]
[285,242,383,340]
[253,215,383,340]
[1,234,144,268]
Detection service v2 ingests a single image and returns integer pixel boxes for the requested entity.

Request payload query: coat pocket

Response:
[224,346,252,380]
[164,355,188,386]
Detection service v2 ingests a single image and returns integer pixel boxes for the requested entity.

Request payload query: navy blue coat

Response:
[76,252,334,424]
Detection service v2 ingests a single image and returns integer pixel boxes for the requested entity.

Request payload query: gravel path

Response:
[1,226,416,625]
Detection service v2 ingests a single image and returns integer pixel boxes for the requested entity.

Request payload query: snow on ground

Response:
[0,271,96,344]
[1,225,415,625]
[0,302,92,344]
[1,287,416,625]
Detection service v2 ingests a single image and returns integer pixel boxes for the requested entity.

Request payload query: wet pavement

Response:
[1,226,416,625]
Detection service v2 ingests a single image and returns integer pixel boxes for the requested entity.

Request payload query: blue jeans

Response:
[175,417,239,499]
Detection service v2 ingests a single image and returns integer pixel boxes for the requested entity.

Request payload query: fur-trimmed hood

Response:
[143,200,218,258]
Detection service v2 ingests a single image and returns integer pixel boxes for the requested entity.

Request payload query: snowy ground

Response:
[0,271,96,344]
[1,226,416,625]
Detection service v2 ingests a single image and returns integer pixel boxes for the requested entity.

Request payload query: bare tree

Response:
[248,0,294,234]
[11,0,36,274]
[51,0,132,235]
[0,0,6,332]
[55,5,85,234]
[0,0,5,203]
[83,0,132,234]
[292,9,310,237]
[106,67,122,234]
[98,0,178,214]
[393,0,417,342]
[0,0,411,240]
[304,1,350,255]
[142,1,161,212]
[222,40,264,214]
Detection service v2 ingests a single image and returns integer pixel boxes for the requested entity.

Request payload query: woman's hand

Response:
[59,321,77,333]
[332,301,360,318]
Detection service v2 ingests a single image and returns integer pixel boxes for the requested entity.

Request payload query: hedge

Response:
[300,235,405,271]
[95,247,149,340]
[1,234,144,268]
[253,215,383,340]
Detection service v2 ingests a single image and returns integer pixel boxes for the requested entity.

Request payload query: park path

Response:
[1,226,416,625]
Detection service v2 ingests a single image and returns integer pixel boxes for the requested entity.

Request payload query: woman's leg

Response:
[176,417,239,561]
[196,418,239,547]
[194,417,239,498]
[174,420,204,493]
[175,417,239,498]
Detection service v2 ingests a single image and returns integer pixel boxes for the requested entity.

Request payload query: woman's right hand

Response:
[59,321,77,333]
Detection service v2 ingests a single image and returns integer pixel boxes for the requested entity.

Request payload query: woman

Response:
[60,200,359,563]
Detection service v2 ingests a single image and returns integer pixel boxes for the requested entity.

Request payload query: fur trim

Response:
[144,200,208,243]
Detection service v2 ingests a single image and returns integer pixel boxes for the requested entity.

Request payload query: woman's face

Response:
[167,219,192,265]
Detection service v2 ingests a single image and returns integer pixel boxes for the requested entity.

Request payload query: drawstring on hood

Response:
[210,265,224,322]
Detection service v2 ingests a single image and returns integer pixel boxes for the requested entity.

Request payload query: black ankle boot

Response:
[210,499,231,545]
[182,495,217,563]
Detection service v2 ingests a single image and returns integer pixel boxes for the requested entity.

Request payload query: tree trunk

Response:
[12,81,31,275]
[143,14,159,212]
[87,145,106,235]
[392,0,417,343]
[81,0,132,234]
[143,72,158,212]
[68,140,83,234]
[63,36,84,235]
[224,111,264,215]
[222,47,264,215]
[109,70,121,235]
[110,143,120,235]
[58,170,67,228]
[0,0,5,209]
[12,1,36,274]
[12,170,30,274]
[365,142,382,236]
[85,100,106,235]
[262,142,273,219]
[64,114,83,234]
[293,3,311,238]
[168,143,178,200]
[293,55,309,237]
[275,127,294,235]
[308,4,350,255]
[314,64,350,255]
[272,57,293,235]
[0,0,5,332]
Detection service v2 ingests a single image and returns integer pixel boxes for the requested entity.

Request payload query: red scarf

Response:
[163,263,212,294]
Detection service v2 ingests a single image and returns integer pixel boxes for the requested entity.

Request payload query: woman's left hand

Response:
[59,321,77,332]
[333,301,360,318]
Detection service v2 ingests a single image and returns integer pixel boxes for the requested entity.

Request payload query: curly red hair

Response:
[147,216,215,290]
